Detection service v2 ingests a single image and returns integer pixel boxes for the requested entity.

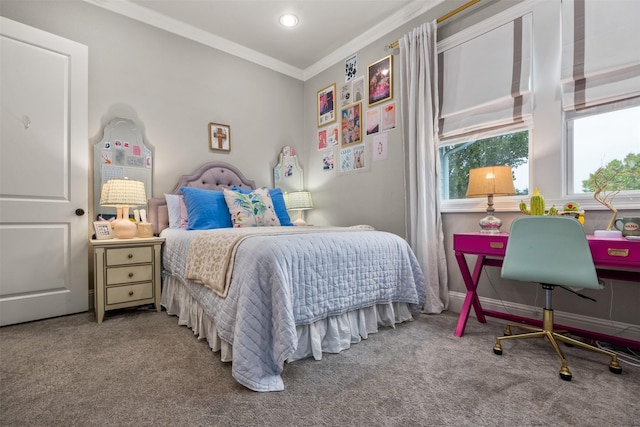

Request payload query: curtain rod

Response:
[385,0,481,51]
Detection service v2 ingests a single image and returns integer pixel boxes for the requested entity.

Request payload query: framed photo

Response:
[317,83,337,127]
[208,123,231,152]
[340,102,362,147]
[93,221,113,240]
[367,55,393,106]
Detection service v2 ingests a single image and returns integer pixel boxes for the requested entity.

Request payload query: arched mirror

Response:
[273,146,303,193]
[93,118,153,219]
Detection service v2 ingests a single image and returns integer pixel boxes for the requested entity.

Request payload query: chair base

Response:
[493,309,622,381]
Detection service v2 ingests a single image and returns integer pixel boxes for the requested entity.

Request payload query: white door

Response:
[0,17,89,326]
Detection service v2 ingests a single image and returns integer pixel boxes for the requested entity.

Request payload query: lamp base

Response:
[112,206,137,239]
[292,209,308,226]
[293,217,308,226]
[113,218,137,239]
[478,214,503,234]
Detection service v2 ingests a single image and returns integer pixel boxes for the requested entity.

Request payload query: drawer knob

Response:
[127,254,134,259]
[129,291,134,296]
[128,272,134,278]
[490,242,504,249]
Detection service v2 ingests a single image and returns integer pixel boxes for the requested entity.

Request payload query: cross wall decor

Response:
[208,122,231,152]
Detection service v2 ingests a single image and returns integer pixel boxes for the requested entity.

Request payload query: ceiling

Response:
[84,0,453,80]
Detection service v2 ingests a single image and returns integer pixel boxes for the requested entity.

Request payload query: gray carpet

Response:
[1,308,639,427]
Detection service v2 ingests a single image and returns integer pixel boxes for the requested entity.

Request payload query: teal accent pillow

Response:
[180,186,232,230]
[232,186,293,226]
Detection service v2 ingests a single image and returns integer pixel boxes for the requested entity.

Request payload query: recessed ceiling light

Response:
[279,14,298,27]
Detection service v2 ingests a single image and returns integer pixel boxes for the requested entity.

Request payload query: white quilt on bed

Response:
[161,227,426,391]
[185,226,373,297]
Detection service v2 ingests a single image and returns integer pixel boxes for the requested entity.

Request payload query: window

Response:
[436,6,533,207]
[566,98,640,195]
[437,1,640,212]
[439,129,529,200]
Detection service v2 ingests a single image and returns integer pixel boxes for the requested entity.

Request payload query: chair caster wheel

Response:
[609,365,622,375]
[560,371,572,381]
[493,346,503,355]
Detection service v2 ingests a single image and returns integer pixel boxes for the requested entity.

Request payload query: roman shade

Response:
[438,13,532,139]
[561,0,640,111]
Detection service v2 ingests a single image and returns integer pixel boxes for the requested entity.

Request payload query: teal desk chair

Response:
[494,216,622,381]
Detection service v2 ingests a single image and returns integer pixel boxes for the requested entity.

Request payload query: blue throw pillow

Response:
[232,186,293,226]
[180,186,232,230]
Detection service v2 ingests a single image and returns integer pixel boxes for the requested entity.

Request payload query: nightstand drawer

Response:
[106,282,153,305]
[106,265,153,285]
[106,246,153,266]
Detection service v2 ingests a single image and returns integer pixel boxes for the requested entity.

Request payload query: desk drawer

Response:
[453,233,508,256]
[588,238,640,269]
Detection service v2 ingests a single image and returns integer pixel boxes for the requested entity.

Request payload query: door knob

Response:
[75,208,85,216]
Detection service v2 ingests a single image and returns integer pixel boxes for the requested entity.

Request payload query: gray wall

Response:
[2,0,637,334]
[1,0,304,209]
[301,0,639,334]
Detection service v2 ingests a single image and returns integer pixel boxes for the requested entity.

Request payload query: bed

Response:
[148,162,426,391]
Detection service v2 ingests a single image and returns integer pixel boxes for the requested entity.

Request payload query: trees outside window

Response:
[439,130,529,200]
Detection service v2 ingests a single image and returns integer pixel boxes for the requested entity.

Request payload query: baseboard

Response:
[447,291,640,343]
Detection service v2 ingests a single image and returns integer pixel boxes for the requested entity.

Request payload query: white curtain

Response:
[399,21,447,314]
[561,0,640,110]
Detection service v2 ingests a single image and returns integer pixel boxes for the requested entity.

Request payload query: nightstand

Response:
[90,236,165,323]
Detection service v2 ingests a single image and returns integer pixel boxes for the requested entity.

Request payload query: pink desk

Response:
[453,233,640,349]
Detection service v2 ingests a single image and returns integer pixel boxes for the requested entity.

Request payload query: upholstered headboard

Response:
[148,161,256,235]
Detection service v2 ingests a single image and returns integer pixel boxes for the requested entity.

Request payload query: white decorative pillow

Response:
[223,188,281,228]
[165,194,182,229]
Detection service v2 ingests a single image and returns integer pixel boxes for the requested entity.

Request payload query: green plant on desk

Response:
[519,189,557,216]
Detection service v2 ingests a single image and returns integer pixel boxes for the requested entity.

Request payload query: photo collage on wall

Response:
[316,53,397,174]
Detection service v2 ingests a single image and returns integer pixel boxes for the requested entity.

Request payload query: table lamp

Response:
[99,178,147,238]
[466,166,516,234]
[284,191,313,226]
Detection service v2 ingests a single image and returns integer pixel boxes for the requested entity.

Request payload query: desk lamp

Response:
[99,178,147,238]
[466,166,516,234]
[284,191,313,226]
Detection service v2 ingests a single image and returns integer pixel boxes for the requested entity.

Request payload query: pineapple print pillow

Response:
[223,188,281,227]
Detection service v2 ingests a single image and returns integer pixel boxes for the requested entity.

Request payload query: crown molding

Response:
[302,0,446,80]
[83,0,304,80]
[84,0,445,81]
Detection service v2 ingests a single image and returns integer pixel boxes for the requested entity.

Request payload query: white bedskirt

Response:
[161,275,415,366]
